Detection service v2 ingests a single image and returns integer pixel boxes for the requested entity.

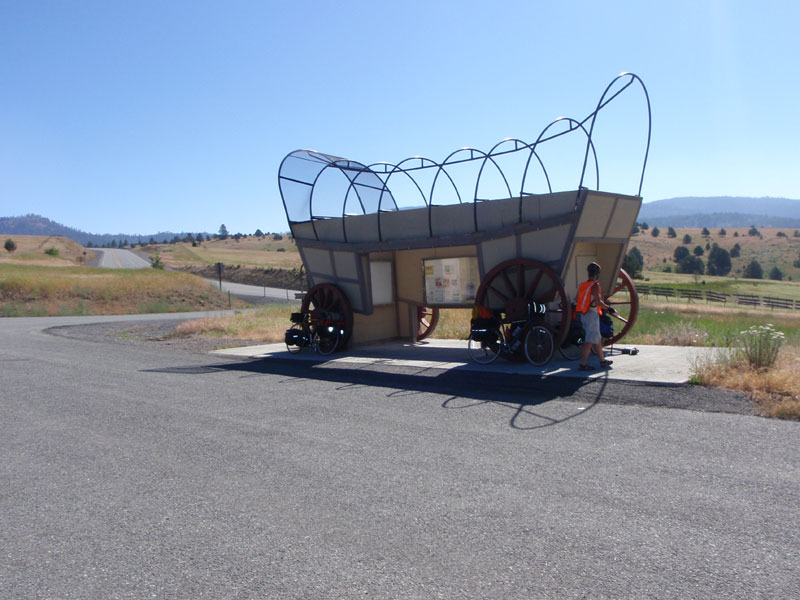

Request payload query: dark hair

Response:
[587,262,600,276]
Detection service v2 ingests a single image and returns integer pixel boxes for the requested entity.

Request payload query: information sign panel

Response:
[423,257,479,306]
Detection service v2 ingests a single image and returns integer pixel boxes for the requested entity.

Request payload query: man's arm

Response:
[591,283,613,312]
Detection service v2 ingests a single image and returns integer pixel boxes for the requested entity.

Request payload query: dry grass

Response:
[139,237,302,270]
[0,264,243,316]
[173,304,299,342]
[0,235,97,266]
[692,346,800,419]
[630,226,800,282]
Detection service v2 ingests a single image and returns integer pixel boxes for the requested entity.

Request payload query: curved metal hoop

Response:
[278,73,651,233]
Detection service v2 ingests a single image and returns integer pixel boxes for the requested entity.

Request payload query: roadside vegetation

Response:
[0,264,242,316]
[0,235,95,266]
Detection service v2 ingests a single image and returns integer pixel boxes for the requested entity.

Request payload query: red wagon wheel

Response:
[474,258,570,357]
[301,283,354,350]
[603,268,639,346]
[416,306,439,341]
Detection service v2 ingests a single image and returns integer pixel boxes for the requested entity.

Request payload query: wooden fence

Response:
[633,284,797,311]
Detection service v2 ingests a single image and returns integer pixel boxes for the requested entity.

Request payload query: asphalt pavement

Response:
[1,313,798,599]
[92,248,152,269]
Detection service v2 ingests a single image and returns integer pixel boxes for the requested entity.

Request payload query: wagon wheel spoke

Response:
[301,283,354,350]
[525,269,544,299]
[488,284,510,302]
[475,258,570,354]
[501,269,515,296]
[416,306,439,341]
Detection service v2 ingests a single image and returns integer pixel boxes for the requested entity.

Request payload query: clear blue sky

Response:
[1,0,798,236]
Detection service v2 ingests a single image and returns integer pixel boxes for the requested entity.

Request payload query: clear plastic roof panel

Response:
[278,73,651,242]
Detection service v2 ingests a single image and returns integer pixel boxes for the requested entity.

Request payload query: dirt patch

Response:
[45,319,265,354]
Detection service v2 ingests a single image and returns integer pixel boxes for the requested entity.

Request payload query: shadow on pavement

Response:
[143,357,612,431]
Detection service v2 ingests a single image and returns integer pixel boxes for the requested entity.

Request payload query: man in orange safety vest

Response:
[575,262,615,371]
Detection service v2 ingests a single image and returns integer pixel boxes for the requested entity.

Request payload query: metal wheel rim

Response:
[524,325,554,366]
[604,268,639,345]
[467,331,502,364]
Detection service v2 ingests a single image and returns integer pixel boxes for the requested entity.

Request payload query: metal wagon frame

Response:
[278,73,651,359]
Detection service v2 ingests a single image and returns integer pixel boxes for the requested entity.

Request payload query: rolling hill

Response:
[639,197,800,228]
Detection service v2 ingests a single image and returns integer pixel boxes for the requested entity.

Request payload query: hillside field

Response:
[139,236,302,270]
[628,226,800,281]
[1,235,97,266]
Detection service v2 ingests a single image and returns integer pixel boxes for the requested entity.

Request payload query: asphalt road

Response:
[1,314,798,599]
[93,248,151,269]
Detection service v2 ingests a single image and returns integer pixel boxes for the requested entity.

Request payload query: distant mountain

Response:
[0,214,211,247]
[639,197,800,228]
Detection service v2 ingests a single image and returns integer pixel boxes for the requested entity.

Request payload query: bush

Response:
[738,324,784,369]
[769,266,784,281]
[272,234,283,241]
[682,234,692,244]
[673,246,690,262]
[748,225,760,236]
[5,238,17,253]
[701,227,710,236]
[622,247,643,278]
[150,254,165,269]
[44,247,60,257]
[706,245,732,276]
[777,231,787,238]
[651,226,660,237]
[693,245,704,256]
[730,243,741,258]
[718,228,726,236]
[677,255,704,274]
[667,227,676,238]
[743,259,763,279]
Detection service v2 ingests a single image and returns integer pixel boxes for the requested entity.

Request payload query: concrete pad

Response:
[211,340,719,385]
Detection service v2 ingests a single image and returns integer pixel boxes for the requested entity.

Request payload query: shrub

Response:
[693,245,704,256]
[706,245,732,276]
[718,228,726,236]
[743,259,763,279]
[673,246,690,262]
[677,255,704,274]
[701,227,710,236]
[748,225,760,236]
[730,243,741,258]
[769,266,784,281]
[651,226,660,237]
[738,324,784,369]
[667,227,676,238]
[44,247,60,257]
[4,238,16,253]
[640,222,649,230]
[272,234,283,241]
[776,231,787,238]
[150,254,165,269]
[682,234,692,244]
[622,247,643,278]
[733,231,739,237]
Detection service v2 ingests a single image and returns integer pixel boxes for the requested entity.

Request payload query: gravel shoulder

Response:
[44,318,758,418]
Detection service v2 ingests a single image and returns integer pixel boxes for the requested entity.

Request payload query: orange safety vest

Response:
[576,280,602,314]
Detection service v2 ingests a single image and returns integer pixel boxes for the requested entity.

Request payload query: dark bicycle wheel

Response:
[467,329,503,364]
[313,328,340,356]
[285,323,306,354]
[524,325,554,366]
